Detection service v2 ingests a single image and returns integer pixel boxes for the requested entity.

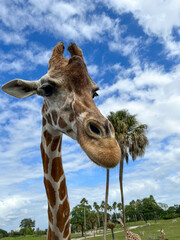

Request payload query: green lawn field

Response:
[2,218,180,240]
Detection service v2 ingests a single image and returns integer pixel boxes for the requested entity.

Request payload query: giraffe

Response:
[117,218,142,240]
[1,42,121,240]
[160,229,168,240]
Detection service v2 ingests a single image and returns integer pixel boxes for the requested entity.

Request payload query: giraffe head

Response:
[2,42,121,168]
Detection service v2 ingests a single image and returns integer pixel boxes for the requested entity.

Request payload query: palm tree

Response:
[107,204,113,219]
[112,202,117,218]
[80,198,88,238]
[108,110,148,239]
[117,202,122,216]
[88,211,97,233]
[93,202,100,227]
[100,200,105,216]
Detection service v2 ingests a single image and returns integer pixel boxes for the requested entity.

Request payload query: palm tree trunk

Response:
[84,207,86,239]
[104,169,109,240]
[111,229,115,240]
[81,224,84,237]
[97,211,100,228]
[119,155,128,240]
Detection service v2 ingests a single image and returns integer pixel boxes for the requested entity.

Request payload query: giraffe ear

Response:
[1,79,40,99]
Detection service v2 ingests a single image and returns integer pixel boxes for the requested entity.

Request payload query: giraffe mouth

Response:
[79,139,121,169]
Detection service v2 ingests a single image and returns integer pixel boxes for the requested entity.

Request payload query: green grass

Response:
[87,218,180,240]
[1,235,46,240]
[2,218,180,240]
[110,218,180,240]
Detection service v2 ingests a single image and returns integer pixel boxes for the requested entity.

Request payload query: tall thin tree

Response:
[104,169,109,240]
[80,198,89,238]
[108,110,148,239]
[93,202,100,227]
[112,202,117,219]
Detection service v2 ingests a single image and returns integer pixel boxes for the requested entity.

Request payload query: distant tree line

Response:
[0,218,47,239]
[70,196,180,237]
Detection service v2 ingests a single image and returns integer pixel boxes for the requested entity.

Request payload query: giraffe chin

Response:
[78,136,121,169]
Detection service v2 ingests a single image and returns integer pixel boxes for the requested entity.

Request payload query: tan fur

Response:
[117,218,141,240]
[160,229,168,240]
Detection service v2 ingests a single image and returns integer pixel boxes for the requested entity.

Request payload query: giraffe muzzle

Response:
[77,118,121,169]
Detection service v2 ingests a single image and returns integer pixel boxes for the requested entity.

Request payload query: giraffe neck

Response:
[118,219,141,240]
[41,125,71,240]
[161,231,165,240]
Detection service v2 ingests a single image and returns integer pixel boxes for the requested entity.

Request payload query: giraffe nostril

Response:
[88,122,102,136]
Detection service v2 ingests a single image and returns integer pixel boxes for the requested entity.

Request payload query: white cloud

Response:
[0,44,51,74]
[0,195,30,224]
[165,38,180,58]
[0,0,179,58]
[0,59,24,73]
[87,64,99,76]
[100,0,180,57]
[101,0,180,39]
[0,29,26,45]
[109,36,140,56]
[0,0,116,43]
[0,193,49,231]
[0,96,43,187]
[68,164,179,210]
[98,59,180,140]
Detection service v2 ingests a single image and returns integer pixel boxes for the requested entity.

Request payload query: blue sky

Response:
[0,0,180,232]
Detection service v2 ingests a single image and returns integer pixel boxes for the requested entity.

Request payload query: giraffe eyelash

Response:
[92,92,99,98]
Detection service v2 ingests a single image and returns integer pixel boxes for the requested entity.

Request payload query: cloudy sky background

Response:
[0,0,180,231]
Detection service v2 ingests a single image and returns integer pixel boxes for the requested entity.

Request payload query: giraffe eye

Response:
[92,91,99,98]
[40,82,56,97]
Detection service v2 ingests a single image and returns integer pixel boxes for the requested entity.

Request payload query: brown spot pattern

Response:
[59,117,67,128]
[67,129,73,134]
[69,113,74,122]
[44,178,56,208]
[51,157,64,182]
[42,105,45,114]
[40,143,49,174]
[48,204,53,224]
[63,221,70,238]
[56,197,70,233]
[44,130,52,147]
[48,227,59,240]
[42,117,46,126]
[59,178,67,201]
[51,136,60,152]
[52,110,58,125]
